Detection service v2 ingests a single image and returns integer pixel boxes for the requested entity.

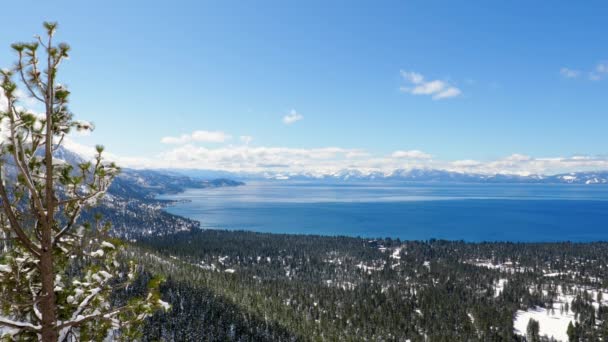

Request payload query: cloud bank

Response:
[64,134,608,177]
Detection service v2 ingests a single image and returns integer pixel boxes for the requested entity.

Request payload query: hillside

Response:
[131,231,608,341]
[51,147,245,239]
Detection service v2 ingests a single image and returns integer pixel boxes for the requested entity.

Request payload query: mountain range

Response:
[169,167,608,185]
[53,146,608,185]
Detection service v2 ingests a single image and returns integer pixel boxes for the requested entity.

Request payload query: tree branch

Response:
[15,52,45,102]
[0,168,41,256]
[5,98,48,221]
[0,316,41,332]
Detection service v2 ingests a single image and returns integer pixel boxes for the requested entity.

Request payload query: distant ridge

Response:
[60,146,608,185]
[169,168,608,185]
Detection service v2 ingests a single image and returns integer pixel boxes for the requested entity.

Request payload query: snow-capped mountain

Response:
[172,168,608,185]
[548,172,608,185]
[58,146,608,185]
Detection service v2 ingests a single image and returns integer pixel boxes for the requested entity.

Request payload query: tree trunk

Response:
[40,245,58,341]
[41,31,58,341]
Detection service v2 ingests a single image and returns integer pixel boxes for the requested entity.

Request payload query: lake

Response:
[158,181,608,242]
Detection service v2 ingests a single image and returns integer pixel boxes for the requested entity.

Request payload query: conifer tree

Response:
[526,318,540,342]
[0,22,167,341]
[567,321,576,341]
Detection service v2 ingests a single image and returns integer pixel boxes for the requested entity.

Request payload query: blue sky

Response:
[1,1,607,174]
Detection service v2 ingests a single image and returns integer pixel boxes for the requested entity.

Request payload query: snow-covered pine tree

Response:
[0,22,167,341]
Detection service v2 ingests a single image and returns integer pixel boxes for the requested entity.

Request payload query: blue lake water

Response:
[158,181,608,242]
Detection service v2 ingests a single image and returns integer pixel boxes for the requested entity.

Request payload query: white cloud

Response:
[400,70,462,100]
[391,150,433,159]
[0,88,40,111]
[283,109,303,124]
[63,135,608,176]
[62,137,99,159]
[345,150,370,159]
[160,135,190,144]
[401,71,424,84]
[504,153,532,162]
[410,80,446,95]
[451,159,482,167]
[61,127,608,177]
[191,130,231,142]
[161,130,231,144]
[155,145,363,172]
[152,146,608,175]
[589,73,602,81]
[562,61,608,81]
[589,61,608,80]
[433,87,462,100]
[240,135,253,145]
[560,67,580,78]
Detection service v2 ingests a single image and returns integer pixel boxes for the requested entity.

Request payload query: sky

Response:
[1,1,607,175]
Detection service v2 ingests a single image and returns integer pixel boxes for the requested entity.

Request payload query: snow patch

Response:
[158,299,171,310]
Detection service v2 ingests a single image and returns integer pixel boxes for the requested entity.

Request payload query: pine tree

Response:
[567,321,576,342]
[526,318,540,342]
[0,22,167,341]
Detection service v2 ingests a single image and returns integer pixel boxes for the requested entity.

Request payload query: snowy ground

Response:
[468,259,532,273]
[513,306,574,341]
[513,286,607,341]
[467,259,607,340]
[494,279,508,298]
